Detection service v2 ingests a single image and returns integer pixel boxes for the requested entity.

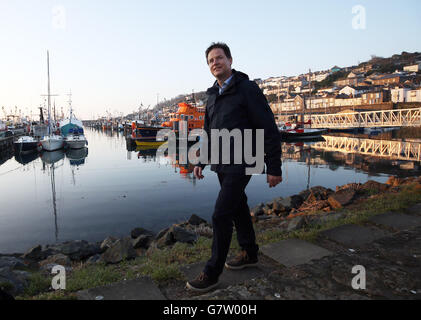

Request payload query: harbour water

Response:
[0,128,419,254]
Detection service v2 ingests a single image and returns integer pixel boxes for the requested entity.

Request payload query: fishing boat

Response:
[40,51,64,151]
[14,136,39,153]
[60,92,88,149]
[130,121,165,142]
[162,102,205,135]
[279,123,328,141]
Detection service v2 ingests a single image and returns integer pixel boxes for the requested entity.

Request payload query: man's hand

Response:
[267,175,282,188]
[194,166,205,180]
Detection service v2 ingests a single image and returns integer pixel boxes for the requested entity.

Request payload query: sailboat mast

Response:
[47,51,52,135]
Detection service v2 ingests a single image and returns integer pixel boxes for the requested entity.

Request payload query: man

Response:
[186,42,283,293]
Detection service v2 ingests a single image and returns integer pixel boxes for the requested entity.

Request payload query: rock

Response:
[155,225,198,248]
[130,227,154,239]
[171,226,198,244]
[336,183,362,193]
[156,231,175,249]
[0,256,26,269]
[0,267,30,296]
[22,245,44,261]
[48,240,102,261]
[328,189,356,209]
[101,237,136,264]
[187,214,208,226]
[100,236,119,252]
[86,254,102,265]
[298,189,311,201]
[250,203,265,217]
[156,227,170,240]
[39,254,71,268]
[132,235,152,249]
[306,186,334,202]
[361,180,389,194]
[191,224,213,238]
[287,216,307,232]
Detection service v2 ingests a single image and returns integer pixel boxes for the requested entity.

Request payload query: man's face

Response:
[207,48,232,79]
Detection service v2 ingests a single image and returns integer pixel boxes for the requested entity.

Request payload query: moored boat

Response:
[279,124,328,141]
[60,92,88,149]
[40,51,64,152]
[14,136,39,153]
[162,102,205,135]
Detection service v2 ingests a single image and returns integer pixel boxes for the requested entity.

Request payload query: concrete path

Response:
[260,239,333,267]
[76,204,421,300]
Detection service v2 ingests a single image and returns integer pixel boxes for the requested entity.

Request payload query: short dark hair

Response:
[205,42,232,63]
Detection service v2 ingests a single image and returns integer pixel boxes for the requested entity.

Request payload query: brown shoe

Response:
[225,250,258,270]
[186,272,219,293]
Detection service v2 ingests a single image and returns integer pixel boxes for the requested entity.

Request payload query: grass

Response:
[17,182,421,300]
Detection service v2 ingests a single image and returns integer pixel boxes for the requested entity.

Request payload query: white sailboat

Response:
[41,51,64,152]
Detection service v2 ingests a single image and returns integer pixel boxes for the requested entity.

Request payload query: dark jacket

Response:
[198,69,282,176]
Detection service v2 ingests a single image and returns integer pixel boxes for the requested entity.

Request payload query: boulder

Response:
[132,235,152,249]
[0,256,26,269]
[187,214,208,226]
[39,254,71,268]
[100,236,119,252]
[155,227,170,240]
[47,240,101,261]
[171,226,198,244]
[156,231,175,249]
[361,180,388,194]
[250,203,265,217]
[22,245,45,261]
[86,254,103,265]
[130,227,154,239]
[328,189,356,209]
[101,237,136,264]
[155,225,198,248]
[0,267,30,296]
[287,216,307,232]
[306,186,334,202]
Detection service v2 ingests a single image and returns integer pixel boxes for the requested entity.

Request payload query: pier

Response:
[311,108,421,129]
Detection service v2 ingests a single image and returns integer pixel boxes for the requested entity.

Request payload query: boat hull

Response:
[41,137,64,151]
[280,129,328,141]
[14,141,38,153]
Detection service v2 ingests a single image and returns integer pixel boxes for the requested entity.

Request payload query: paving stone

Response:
[181,260,273,290]
[368,212,421,231]
[319,224,389,248]
[76,277,166,300]
[260,239,333,267]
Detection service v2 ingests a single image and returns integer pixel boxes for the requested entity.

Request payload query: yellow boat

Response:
[135,140,166,147]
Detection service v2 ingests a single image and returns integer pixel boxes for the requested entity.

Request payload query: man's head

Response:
[205,42,233,81]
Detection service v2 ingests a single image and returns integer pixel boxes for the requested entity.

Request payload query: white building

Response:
[403,63,421,73]
[390,87,421,103]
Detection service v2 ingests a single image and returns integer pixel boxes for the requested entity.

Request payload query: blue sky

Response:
[0,0,420,120]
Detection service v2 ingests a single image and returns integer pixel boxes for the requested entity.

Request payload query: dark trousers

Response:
[204,172,259,280]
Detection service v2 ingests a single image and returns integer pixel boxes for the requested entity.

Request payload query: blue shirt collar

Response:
[217,74,234,95]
